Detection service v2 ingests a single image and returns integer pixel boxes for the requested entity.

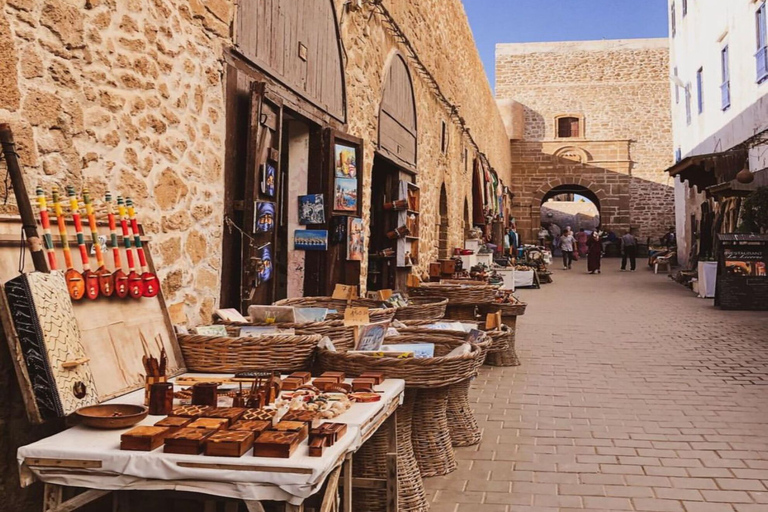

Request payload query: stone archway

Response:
[531,178,609,239]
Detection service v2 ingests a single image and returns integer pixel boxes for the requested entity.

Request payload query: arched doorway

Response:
[540,184,601,233]
[438,184,449,259]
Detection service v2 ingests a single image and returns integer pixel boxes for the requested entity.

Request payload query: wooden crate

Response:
[204,430,255,457]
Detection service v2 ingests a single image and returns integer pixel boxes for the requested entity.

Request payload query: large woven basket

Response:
[219,320,357,352]
[484,318,520,367]
[407,283,497,305]
[393,297,448,321]
[272,296,395,323]
[443,304,478,321]
[178,333,321,373]
[315,336,481,388]
[476,323,512,354]
[477,299,527,317]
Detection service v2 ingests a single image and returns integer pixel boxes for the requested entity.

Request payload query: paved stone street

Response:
[425,259,768,512]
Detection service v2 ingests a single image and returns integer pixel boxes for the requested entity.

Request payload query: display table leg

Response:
[40,484,110,512]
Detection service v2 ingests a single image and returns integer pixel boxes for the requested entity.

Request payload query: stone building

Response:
[495,39,675,244]
[0,1,510,507]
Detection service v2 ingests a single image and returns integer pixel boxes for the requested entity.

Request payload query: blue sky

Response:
[462,0,670,90]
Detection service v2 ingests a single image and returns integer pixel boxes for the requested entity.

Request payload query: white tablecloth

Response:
[698,261,717,298]
[18,374,404,504]
[514,270,535,288]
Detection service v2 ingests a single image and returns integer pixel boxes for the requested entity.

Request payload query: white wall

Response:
[286,121,310,298]
[668,0,768,265]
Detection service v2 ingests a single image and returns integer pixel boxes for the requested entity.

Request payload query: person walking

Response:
[620,229,638,271]
[538,226,549,248]
[587,231,602,274]
[560,229,576,270]
[575,228,589,257]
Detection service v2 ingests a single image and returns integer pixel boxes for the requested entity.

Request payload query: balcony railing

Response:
[757,46,768,83]
[721,81,731,110]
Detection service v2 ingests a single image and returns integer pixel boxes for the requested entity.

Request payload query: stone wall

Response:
[496,39,675,242]
[0,1,508,507]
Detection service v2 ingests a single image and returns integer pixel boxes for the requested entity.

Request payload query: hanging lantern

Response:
[736,164,754,184]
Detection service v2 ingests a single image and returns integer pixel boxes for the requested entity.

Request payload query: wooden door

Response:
[240,82,284,310]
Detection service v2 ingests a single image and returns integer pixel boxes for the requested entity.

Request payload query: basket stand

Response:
[447,378,481,447]
[397,390,429,511]
[484,317,521,367]
[411,387,457,478]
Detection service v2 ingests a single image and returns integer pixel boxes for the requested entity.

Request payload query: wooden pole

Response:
[0,123,49,272]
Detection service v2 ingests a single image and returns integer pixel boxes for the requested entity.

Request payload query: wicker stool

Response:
[412,386,456,477]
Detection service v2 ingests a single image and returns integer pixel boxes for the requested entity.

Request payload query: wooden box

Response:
[429,262,442,278]
[359,371,385,385]
[171,405,214,418]
[155,416,193,428]
[439,259,456,275]
[280,377,304,391]
[120,426,172,451]
[282,410,317,426]
[164,428,216,454]
[319,371,345,383]
[252,431,302,458]
[351,378,376,391]
[308,435,326,457]
[288,371,312,383]
[272,421,309,442]
[204,430,255,457]
[230,419,271,434]
[187,417,228,430]
[202,407,246,426]
[241,408,276,421]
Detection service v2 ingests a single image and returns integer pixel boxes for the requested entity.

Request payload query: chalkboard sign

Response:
[715,234,768,310]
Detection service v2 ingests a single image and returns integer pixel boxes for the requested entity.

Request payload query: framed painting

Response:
[298,194,325,225]
[294,230,328,251]
[327,131,363,216]
[347,217,365,261]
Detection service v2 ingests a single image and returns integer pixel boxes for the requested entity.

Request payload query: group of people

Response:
[544,225,639,274]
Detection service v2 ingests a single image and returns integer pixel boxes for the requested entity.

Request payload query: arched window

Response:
[555,115,583,138]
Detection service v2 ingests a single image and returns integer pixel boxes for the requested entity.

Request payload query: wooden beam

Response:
[44,488,111,512]
[26,458,103,469]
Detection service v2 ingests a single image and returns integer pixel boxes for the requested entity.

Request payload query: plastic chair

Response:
[654,252,676,274]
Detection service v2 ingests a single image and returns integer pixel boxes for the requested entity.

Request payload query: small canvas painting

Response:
[347,217,365,261]
[298,194,326,225]
[334,177,357,212]
[259,243,273,282]
[331,216,347,244]
[294,229,328,251]
[254,201,275,233]
[261,161,276,197]
[354,321,390,351]
[334,143,357,178]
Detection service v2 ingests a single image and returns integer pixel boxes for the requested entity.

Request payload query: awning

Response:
[707,168,768,198]
[665,149,747,193]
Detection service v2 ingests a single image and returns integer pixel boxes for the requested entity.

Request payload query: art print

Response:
[298,194,325,225]
[334,177,358,212]
[254,201,275,233]
[347,217,365,261]
[294,229,328,251]
[331,216,347,244]
[261,161,276,197]
[259,243,273,282]
[334,143,357,178]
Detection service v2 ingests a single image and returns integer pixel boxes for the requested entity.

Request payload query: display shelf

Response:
[396,181,420,268]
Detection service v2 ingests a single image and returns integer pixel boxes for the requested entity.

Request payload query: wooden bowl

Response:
[75,404,149,429]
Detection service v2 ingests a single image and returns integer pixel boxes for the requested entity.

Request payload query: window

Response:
[721,45,731,110]
[684,83,692,125]
[440,120,447,153]
[757,2,768,82]
[682,0,687,17]
[671,3,676,37]
[674,67,680,104]
[675,148,682,163]
[556,116,581,138]
[696,68,704,114]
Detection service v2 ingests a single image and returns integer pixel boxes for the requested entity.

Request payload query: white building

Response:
[667,0,768,266]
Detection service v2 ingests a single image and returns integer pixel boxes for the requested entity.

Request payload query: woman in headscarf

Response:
[575,228,589,257]
[587,231,602,274]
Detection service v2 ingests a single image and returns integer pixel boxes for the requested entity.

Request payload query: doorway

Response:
[540,184,601,234]
[438,184,449,259]
[367,155,399,291]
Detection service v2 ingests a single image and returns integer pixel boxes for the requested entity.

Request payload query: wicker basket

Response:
[315,337,481,388]
[178,333,321,373]
[446,379,480,447]
[407,283,497,306]
[477,300,527,318]
[477,323,512,354]
[393,297,448,321]
[219,320,357,352]
[443,304,478,321]
[484,317,520,367]
[272,296,395,323]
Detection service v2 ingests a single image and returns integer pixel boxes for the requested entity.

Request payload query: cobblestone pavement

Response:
[424,260,768,512]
